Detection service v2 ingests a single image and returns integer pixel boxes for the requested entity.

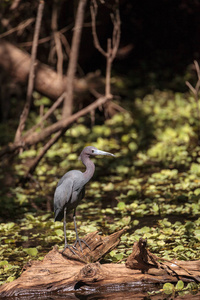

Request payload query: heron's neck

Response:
[82,155,95,185]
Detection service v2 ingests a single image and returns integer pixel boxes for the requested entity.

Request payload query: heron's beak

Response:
[93,149,115,157]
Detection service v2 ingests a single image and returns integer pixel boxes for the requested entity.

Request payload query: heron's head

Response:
[80,146,115,159]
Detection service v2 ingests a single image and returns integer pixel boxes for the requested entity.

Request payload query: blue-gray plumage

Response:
[54,146,115,253]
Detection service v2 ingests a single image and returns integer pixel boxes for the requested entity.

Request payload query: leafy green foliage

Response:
[148,280,199,297]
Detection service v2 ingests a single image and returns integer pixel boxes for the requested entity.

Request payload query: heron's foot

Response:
[62,243,77,255]
[73,238,91,252]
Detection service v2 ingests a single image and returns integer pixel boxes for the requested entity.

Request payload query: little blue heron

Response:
[54,146,115,253]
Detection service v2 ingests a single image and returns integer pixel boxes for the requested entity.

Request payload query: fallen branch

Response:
[0,232,199,298]
[126,238,200,282]
[62,228,126,263]
[0,40,88,100]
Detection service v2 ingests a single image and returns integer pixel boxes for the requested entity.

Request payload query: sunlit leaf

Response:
[0,261,8,266]
[163,282,174,294]
[117,202,126,210]
[4,222,15,231]
[103,182,114,191]
[41,213,52,221]
[194,229,200,240]
[177,280,185,291]
[24,248,38,257]
[194,188,200,196]
[55,229,64,237]
[25,214,35,221]
[6,276,16,283]
[121,216,131,225]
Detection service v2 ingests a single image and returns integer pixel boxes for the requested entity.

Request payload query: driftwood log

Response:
[0,229,200,298]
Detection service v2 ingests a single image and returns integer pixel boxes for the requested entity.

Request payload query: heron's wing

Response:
[54,177,73,221]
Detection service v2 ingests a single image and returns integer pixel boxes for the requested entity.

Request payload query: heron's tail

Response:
[54,208,63,222]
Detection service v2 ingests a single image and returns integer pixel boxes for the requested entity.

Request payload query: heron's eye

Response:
[92,150,94,153]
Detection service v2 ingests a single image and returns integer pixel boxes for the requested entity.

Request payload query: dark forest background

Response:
[1,0,200,120]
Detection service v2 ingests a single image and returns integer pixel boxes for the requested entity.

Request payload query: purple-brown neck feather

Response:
[80,152,95,184]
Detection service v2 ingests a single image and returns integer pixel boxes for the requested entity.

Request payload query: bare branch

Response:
[105,38,112,97]
[10,0,22,10]
[186,60,200,142]
[186,81,196,95]
[54,33,63,78]
[111,7,121,61]
[186,60,200,97]
[14,0,45,143]
[90,0,120,62]
[23,92,66,138]
[52,2,63,78]
[25,130,63,177]
[194,60,200,82]
[26,95,112,146]
[90,0,120,98]
[60,32,71,60]
[90,0,107,57]
[62,0,88,118]
[19,24,73,47]
[0,18,35,39]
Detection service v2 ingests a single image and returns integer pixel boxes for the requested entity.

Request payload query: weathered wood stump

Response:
[0,229,199,298]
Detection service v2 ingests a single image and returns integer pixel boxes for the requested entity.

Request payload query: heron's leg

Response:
[73,209,91,252]
[63,207,67,248]
[73,209,81,248]
[62,207,76,255]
